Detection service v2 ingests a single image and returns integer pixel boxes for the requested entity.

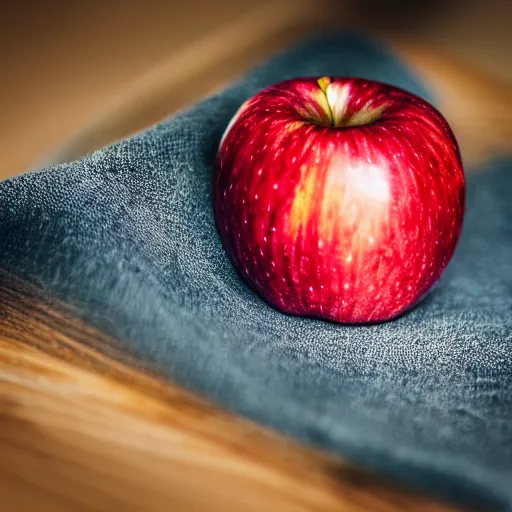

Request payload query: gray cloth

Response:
[0,33,511,510]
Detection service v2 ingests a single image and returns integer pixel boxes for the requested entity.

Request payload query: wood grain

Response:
[0,270,461,512]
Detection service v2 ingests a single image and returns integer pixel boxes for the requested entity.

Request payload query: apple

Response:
[214,76,465,324]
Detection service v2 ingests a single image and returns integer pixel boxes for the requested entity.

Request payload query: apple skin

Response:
[214,77,465,324]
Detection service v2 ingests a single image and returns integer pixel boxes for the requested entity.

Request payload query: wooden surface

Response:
[0,271,461,512]
[0,1,511,511]
[1,1,271,177]
[0,0,344,178]
[42,36,512,172]
[1,0,511,178]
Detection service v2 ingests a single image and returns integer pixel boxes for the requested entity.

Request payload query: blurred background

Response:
[0,0,510,180]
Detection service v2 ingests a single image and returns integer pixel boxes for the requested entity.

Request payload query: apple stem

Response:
[317,76,335,127]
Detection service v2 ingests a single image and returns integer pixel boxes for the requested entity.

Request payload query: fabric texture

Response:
[0,33,511,510]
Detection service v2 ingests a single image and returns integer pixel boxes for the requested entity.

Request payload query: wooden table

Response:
[1,1,511,510]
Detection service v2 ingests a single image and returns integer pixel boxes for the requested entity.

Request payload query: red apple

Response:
[214,76,465,323]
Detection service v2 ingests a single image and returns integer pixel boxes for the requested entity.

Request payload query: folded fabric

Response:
[1,33,511,510]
